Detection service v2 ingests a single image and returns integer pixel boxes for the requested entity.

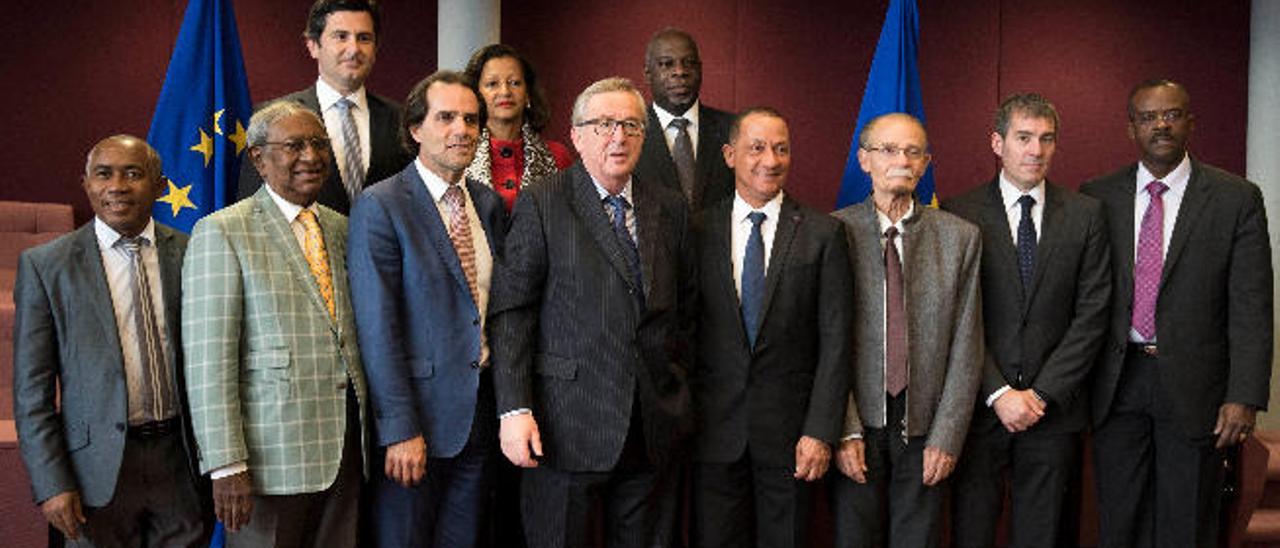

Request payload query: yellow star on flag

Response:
[189,127,214,167]
[228,119,248,156]
[213,109,225,135]
[156,179,198,217]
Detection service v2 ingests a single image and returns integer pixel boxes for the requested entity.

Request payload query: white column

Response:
[438,0,500,71]
[1248,0,1280,428]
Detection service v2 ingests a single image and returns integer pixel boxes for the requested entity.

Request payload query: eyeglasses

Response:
[260,137,332,155]
[1132,109,1187,126]
[576,118,645,137]
[862,144,928,161]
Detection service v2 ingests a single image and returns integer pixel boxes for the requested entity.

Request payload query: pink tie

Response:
[1132,180,1168,340]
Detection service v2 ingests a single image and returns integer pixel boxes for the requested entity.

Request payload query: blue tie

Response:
[742,211,766,347]
[605,195,644,302]
[1016,195,1037,290]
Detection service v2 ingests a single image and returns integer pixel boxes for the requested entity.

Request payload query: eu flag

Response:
[835,0,935,208]
[147,0,252,232]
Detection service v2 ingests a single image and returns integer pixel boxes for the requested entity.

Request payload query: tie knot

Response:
[444,183,465,206]
[747,211,766,227]
[605,194,630,212]
[669,117,689,131]
[884,226,899,240]
[1147,180,1168,197]
[1017,195,1036,210]
[336,97,353,112]
[116,235,149,254]
[297,208,320,227]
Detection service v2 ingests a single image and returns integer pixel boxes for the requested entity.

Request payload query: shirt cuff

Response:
[499,408,532,420]
[210,461,248,480]
[986,385,1013,407]
[841,433,864,441]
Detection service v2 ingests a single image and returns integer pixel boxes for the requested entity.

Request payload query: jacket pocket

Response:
[63,420,88,452]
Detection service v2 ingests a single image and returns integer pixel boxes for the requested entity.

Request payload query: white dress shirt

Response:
[1129,153,1191,343]
[94,217,174,425]
[985,175,1047,406]
[730,190,784,297]
[653,100,701,158]
[315,78,372,184]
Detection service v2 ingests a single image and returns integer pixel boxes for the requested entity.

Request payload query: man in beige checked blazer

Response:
[183,101,368,548]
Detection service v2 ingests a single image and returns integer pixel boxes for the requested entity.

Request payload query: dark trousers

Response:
[227,388,364,548]
[370,371,497,548]
[72,426,211,547]
[829,392,944,548]
[521,401,669,548]
[691,451,814,548]
[1093,348,1225,548]
[950,418,1080,548]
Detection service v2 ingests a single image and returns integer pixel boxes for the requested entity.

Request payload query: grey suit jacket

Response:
[489,162,697,472]
[831,198,984,456]
[1082,159,1272,436]
[236,85,412,215]
[635,103,735,212]
[692,194,854,466]
[944,179,1111,434]
[13,222,194,506]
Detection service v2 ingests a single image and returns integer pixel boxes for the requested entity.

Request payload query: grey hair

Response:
[570,77,646,126]
[246,100,324,148]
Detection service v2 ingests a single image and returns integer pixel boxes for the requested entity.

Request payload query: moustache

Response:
[887,168,916,178]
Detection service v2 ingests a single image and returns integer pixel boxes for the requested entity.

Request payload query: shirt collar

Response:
[263,183,319,224]
[315,78,368,113]
[653,99,701,130]
[875,200,916,234]
[414,157,465,202]
[1136,153,1191,195]
[732,189,784,224]
[94,216,157,250]
[998,172,1046,212]
[590,175,634,205]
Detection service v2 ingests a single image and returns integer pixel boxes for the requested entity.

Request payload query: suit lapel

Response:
[643,106,678,187]
[1161,161,1210,286]
[694,104,720,187]
[758,197,800,335]
[708,200,747,344]
[466,178,503,257]
[979,181,1026,304]
[1024,183,1064,314]
[253,189,337,331]
[405,168,475,304]
[632,178,663,300]
[71,225,124,359]
[568,167,642,296]
[1113,167,1138,306]
[154,225,184,370]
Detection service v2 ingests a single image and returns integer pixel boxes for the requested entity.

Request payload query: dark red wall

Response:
[0,0,1249,222]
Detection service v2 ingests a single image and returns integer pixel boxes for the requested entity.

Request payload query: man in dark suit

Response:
[830,113,984,548]
[347,70,506,547]
[691,107,853,548]
[13,135,211,546]
[490,77,696,548]
[1082,79,1272,548]
[636,27,735,212]
[236,0,411,215]
[944,93,1111,548]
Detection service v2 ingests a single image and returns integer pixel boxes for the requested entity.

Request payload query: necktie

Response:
[1132,180,1168,341]
[297,209,336,319]
[336,98,365,201]
[443,184,480,304]
[669,117,698,209]
[741,211,766,347]
[884,226,908,396]
[605,195,644,300]
[1016,195,1038,290]
[118,236,172,422]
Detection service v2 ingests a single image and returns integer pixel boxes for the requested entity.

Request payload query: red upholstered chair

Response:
[0,201,74,548]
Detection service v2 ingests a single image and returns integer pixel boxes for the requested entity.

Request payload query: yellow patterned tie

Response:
[297,208,336,319]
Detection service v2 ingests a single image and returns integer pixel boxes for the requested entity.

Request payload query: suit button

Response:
[116,423,125,432]
[470,361,480,369]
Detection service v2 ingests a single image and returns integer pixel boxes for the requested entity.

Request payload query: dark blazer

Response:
[347,164,507,457]
[236,85,412,215]
[13,222,195,506]
[1081,159,1273,436]
[944,179,1111,433]
[832,198,984,456]
[635,103,735,211]
[489,162,697,472]
[692,194,853,467]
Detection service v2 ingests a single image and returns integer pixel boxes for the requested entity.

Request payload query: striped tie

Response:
[336,98,365,201]
[118,236,173,421]
[443,184,479,303]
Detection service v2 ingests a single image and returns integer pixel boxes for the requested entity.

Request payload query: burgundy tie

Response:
[1132,180,1168,341]
[885,226,908,396]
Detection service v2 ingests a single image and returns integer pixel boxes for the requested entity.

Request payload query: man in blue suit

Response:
[347,70,506,547]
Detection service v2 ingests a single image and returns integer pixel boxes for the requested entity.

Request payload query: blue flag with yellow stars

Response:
[835,0,936,209]
[147,0,251,232]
